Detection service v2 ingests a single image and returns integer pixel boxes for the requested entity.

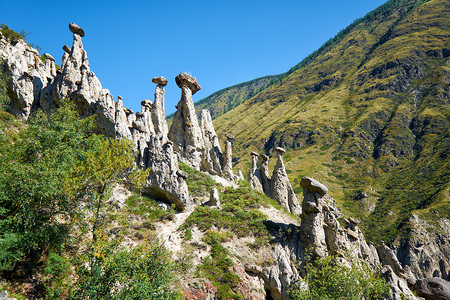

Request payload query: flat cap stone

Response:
[43,53,55,61]
[300,176,328,196]
[117,95,123,100]
[69,23,85,37]
[152,76,168,86]
[176,170,189,179]
[251,151,259,156]
[261,154,269,161]
[275,147,286,153]
[141,99,152,107]
[225,133,235,140]
[62,45,71,53]
[175,73,201,95]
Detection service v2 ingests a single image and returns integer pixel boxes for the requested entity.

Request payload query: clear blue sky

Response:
[1,0,387,115]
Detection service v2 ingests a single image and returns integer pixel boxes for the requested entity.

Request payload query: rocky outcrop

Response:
[249,152,264,193]
[270,147,301,215]
[168,73,205,170]
[414,277,450,300]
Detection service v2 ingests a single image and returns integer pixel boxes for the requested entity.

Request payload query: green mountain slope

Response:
[213,0,450,244]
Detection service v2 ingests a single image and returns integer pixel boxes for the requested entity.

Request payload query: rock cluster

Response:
[247,148,301,214]
[0,23,242,211]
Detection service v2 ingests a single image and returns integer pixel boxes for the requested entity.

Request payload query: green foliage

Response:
[289,256,390,300]
[124,194,174,223]
[0,60,11,110]
[197,230,242,299]
[0,24,28,43]
[179,162,221,197]
[43,252,73,299]
[182,185,273,239]
[74,236,181,300]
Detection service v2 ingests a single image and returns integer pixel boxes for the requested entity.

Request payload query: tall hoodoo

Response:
[168,73,205,170]
[151,76,169,139]
[201,109,224,175]
[249,152,264,193]
[270,147,301,215]
[222,133,235,180]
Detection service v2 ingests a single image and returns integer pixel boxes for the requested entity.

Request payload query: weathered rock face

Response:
[200,109,223,175]
[144,137,190,211]
[0,36,56,118]
[270,147,301,215]
[249,152,264,193]
[414,277,450,300]
[168,76,205,170]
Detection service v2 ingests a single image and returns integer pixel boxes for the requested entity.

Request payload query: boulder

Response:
[62,44,71,53]
[415,277,450,300]
[69,23,85,37]
[175,73,201,95]
[152,76,168,86]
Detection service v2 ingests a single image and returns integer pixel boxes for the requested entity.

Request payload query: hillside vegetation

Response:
[212,0,450,244]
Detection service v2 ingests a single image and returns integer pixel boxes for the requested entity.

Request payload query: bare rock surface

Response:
[249,152,264,192]
[200,109,223,175]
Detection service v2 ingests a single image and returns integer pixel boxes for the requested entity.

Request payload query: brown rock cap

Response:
[152,76,168,86]
[225,133,235,140]
[175,73,201,95]
[275,147,286,153]
[69,23,85,37]
[62,45,71,53]
[43,53,55,61]
[261,154,269,161]
[251,151,259,157]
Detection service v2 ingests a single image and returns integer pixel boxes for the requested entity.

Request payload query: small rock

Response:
[152,76,168,86]
[208,187,220,207]
[300,177,328,196]
[69,23,85,37]
[275,147,286,153]
[43,53,55,61]
[175,73,201,95]
[251,151,259,157]
[349,217,360,225]
[62,45,71,53]
[176,170,188,179]
[118,95,123,100]
[225,133,235,140]
[141,99,152,108]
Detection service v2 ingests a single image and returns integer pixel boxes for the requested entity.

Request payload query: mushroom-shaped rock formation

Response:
[151,78,169,140]
[200,109,223,175]
[168,74,205,170]
[249,152,264,193]
[175,72,201,95]
[270,147,301,215]
[69,23,85,37]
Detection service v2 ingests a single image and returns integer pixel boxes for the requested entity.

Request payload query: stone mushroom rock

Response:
[200,109,223,175]
[63,44,71,53]
[270,147,301,215]
[249,152,264,193]
[152,76,168,86]
[43,53,55,61]
[222,133,235,180]
[168,74,205,170]
[151,80,169,139]
[69,23,85,37]
[175,72,201,95]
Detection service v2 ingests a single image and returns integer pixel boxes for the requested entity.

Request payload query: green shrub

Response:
[179,162,221,197]
[289,255,389,300]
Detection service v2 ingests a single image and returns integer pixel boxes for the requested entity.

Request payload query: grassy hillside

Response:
[213,0,450,244]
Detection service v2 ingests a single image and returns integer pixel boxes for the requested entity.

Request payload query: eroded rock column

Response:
[151,76,169,139]
[222,133,235,180]
[260,154,272,197]
[168,73,204,170]
[270,147,301,215]
[249,152,264,193]
[201,109,223,175]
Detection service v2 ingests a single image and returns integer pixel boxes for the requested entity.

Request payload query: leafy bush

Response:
[289,255,390,300]
[74,237,182,299]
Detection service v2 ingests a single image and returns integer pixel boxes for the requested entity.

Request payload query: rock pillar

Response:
[249,152,264,193]
[223,133,235,180]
